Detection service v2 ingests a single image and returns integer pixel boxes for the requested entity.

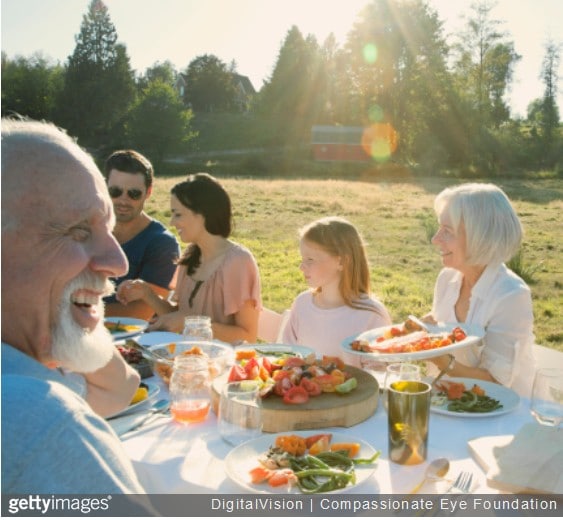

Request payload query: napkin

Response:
[468,423,563,494]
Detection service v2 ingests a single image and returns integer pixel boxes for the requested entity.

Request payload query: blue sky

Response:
[2,0,562,117]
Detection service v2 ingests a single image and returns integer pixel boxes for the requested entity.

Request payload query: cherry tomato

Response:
[282,385,309,404]
[227,364,247,382]
[299,377,322,396]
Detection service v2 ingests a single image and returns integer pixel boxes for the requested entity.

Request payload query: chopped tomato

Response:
[261,355,272,373]
[299,377,322,396]
[330,442,361,458]
[243,357,260,379]
[249,466,272,483]
[304,433,333,449]
[452,327,467,342]
[227,364,247,382]
[390,327,403,337]
[273,377,293,396]
[272,369,292,382]
[282,356,306,368]
[282,385,309,404]
[308,435,331,455]
[437,381,466,400]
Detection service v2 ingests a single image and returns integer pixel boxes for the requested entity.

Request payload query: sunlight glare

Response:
[362,43,378,64]
[361,123,398,162]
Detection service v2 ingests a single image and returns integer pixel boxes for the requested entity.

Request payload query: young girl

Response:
[280,217,391,365]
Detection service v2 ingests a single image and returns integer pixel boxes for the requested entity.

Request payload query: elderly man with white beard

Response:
[1,117,144,494]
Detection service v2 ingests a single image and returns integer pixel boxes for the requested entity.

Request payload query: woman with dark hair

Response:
[116,173,261,343]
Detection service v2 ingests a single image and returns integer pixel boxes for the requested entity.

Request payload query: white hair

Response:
[434,183,523,266]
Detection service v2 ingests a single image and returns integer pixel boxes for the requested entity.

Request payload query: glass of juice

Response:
[169,355,211,423]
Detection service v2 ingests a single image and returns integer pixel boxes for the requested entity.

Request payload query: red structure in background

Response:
[311,126,371,162]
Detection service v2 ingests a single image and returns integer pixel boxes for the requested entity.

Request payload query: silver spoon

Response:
[409,457,450,494]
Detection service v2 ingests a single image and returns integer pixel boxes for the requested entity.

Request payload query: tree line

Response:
[1,0,561,174]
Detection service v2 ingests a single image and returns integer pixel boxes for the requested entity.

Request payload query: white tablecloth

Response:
[119,376,536,494]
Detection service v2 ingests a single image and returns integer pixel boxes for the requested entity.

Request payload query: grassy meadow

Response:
[145,174,562,352]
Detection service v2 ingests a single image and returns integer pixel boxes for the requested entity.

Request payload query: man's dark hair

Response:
[104,150,153,189]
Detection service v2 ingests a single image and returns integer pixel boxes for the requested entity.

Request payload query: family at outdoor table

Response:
[1,117,536,494]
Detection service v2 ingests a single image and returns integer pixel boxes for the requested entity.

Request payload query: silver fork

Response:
[448,471,473,493]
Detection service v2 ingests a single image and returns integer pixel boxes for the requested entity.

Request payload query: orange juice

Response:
[171,399,210,423]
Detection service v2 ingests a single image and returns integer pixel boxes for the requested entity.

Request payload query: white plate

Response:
[136,331,184,346]
[431,377,520,417]
[341,322,484,362]
[106,382,160,420]
[104,317,148,340]
[225,430,379,494]
[234,343,316,359]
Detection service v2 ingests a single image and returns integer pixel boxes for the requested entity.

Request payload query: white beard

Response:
[51,273,116,373]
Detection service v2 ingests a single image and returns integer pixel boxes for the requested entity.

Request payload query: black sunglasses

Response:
[108,186,144,201]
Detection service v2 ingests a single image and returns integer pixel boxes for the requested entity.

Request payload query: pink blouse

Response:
[171,242,261,325]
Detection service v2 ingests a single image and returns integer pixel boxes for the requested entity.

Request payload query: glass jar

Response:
[182,315,213,341]
[169,355,211,423]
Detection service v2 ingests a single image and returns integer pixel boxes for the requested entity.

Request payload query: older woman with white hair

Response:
[426,183,535,396]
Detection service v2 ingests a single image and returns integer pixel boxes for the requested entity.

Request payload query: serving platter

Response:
[430,377,520,417]
[104,317,148,340]
[211,365,378,432]
[225,431,378,494]
[341,322,484,362]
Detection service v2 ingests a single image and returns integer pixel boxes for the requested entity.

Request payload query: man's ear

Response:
[146,185,153,198]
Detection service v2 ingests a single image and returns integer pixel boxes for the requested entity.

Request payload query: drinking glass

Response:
[218,381,263,446]
[388,380,432,465]
[383,362,421,410]
[182,315,213,341]
[169,355,211,424]
[531,368,563,427]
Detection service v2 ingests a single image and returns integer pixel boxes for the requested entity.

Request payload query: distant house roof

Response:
[311,125,365,144]
[232,74,256,95]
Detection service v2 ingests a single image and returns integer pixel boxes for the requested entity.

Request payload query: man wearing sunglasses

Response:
[103,149,180,320]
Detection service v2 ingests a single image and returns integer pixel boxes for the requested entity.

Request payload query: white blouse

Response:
[431,263,536,397]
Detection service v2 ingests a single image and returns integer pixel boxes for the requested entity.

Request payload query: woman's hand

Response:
[146,310,185,333]
[116,279,152,305]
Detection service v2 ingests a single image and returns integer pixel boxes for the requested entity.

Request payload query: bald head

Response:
[1,118,104,232]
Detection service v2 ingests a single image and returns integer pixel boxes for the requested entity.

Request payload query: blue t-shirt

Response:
[1,343,145,493]
[105,219,180,304]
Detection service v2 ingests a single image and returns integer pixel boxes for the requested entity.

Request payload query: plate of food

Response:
[342,319,484,362]
[225,430,380,494]
[106,381,160,419]
[104,317,148,340]
[430,377,520,417]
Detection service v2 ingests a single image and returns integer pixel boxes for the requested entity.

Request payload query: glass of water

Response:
[531,368,563,427]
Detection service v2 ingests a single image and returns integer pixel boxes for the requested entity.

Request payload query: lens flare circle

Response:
[361,123,398,162]
[363,43,378,64]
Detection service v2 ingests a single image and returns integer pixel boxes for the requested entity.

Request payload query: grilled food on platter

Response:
[350,323,467,354]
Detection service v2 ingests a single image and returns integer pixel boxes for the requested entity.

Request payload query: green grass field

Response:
[145,174,562,352]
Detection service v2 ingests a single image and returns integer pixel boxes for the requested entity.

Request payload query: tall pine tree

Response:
[58,0,134,148]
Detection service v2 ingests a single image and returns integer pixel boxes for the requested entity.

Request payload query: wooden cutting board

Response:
[211,365,378,432]
[468,423,563,494]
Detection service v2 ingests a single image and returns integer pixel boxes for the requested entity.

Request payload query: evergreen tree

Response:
[58,0,135,147]
[183,54,238,112]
